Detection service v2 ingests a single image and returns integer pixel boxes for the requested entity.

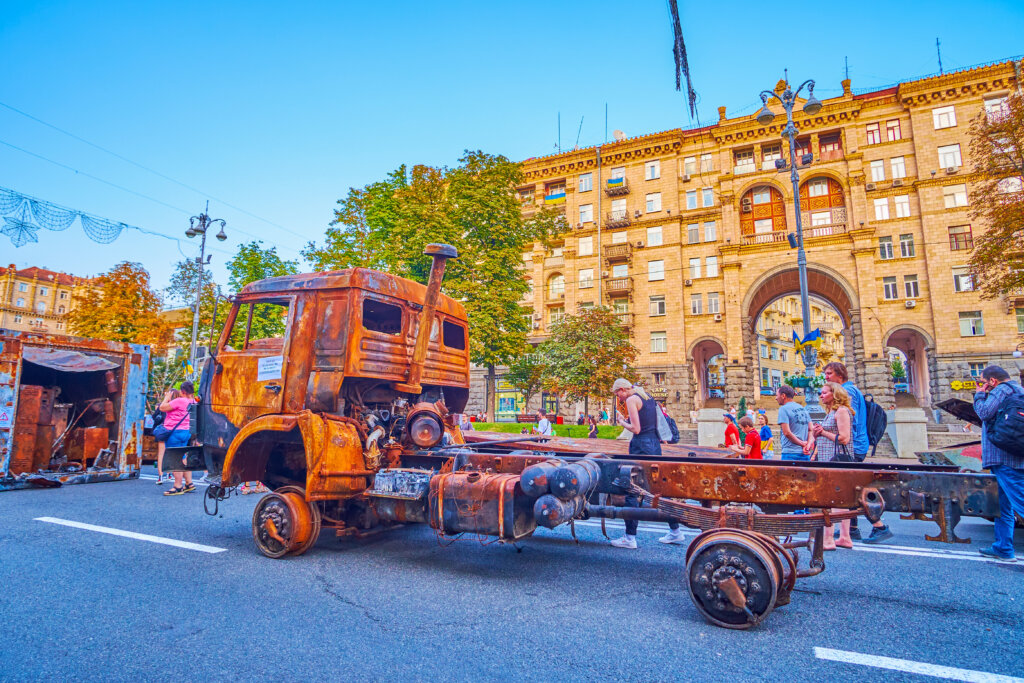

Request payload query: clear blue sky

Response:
[2,1,1022,301]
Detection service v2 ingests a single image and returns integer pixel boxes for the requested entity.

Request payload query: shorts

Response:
[780,452,810,461]
[165,429,190,448]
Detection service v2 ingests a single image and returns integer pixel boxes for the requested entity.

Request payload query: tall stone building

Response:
[0,265,93,335]
[469,58,1024,420]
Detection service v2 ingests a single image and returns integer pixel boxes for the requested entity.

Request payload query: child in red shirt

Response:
[729,416,763,459]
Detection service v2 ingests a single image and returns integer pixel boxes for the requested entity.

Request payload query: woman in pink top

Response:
[157,381,196,496]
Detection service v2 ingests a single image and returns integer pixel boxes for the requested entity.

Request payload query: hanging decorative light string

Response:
[0,185,140,247]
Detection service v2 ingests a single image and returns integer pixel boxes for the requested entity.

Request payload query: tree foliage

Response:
[504,352,547,411]
[967,94,1024,298]
[890,357,907,381]
[541,307,638,403]
[226,241,299,343]
[68,261,172,347]
[166,258,219,353]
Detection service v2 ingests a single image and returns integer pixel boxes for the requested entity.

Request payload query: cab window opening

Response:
[442,320,466,350]
[363,299,403,335]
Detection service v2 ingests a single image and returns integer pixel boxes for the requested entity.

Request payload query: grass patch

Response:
[468,422,623,439]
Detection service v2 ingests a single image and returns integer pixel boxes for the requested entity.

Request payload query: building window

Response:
[740,185,786,236]
[645,193,661,212]
[687,223,700,244]
[985,97,1009,121]
[686,190,697,210]
[891,157,906,179]
[549,306,565,326]
[866,123,880,145]
[886,119,902,141]
[646,225,663,247]
[650,331,667,353]
[780,350,788,362]
[707,292,720,314]
[579,204,593,223]
[1016,307,1024,333]
[649,295,666,317]
[35,302,45,313]
[999,177,1024,194]
[578,173,592,192]
[943,184,968,208]
[520,188,534,204]
[948,225,973,251]
[904,274,919,298]
[811,211,831,226]
[549,246,563,258]
[870,160,885,182]
[969,362,986,379]
[754,218,773,234]
[578,235,593,256]
[952,266,974,292]
[899,233,915,258]
[579,269,594,289]
[938,144,962,169]
[653,372,667,385]
[894,195,911,218]
[734,149,755,174]
[704,221,717,242]
[700,154,713,173]
[691,294,703,315]
[611,231,627,244]
[611,264,628,278]
[702,188,714,207]
[545,181,566,202]
[933,105,957,129]
[760,344,769,359]
[770,347,779,361]
[13,314,21,323]
[55,322,64,330]
[548,274,565,298]
[648,260,665,281]
[38,287,48,296]
[16,297,24,307]
[683,156,697,175]
[959,311,984,337]
[610,167,625,180]
[689,258,701,279]
[874,198,890,220]
[59,291,68,300]
[18,283,27,292]
[807,179,828,197]
[610,198,627,220]
[57,305,65,314]
[883,277,899,300]
[611,298,629,316]
[645,160,660,180]
[705,256,719,278]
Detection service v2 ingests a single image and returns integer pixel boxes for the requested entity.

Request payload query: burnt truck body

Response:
[0,330,149,491]
[189,245,1002,630]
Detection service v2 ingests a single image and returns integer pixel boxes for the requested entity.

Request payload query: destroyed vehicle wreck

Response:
[0,330,149,491]
[176,244,1002,630]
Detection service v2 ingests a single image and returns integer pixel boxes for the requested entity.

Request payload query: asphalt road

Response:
[1,468,1021,682]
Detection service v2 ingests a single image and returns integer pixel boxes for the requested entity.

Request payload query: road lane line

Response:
[139,475,210,487]
[814,647,1024,682]
[850,544,1016,565]
[35,517,226,554]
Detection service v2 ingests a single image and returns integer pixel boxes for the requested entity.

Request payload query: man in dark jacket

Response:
[974,365,1024,561]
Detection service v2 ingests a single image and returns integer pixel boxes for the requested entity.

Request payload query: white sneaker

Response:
[155,475,165,485]
[658,529,687,544]
[610,535,638,549]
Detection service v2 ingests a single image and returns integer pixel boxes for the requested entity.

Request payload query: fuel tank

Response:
[429,471,537,540]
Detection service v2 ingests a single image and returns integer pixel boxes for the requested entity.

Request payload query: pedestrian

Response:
[823,361,889,543]
[576,412,585,426]
[729,404,738,418]
[719,413,740,450]
[586,415,599,439]
[775,385,811,461]
[536,409,553,436]
[609,378,685,548]
[600,408,609,424]
[756,413,774,459]
[729,416,763,459]
[808,381,855,550]
[458,413,474,431]
[659,403,680,444]
[150,391,175,484]
[158,381,197,496]
[973,365,1024,561]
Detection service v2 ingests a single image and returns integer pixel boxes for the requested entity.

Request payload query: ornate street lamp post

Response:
[186,202,227,371]
[755,78,824,415]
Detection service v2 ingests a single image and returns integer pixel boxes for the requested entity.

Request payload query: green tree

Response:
[504,351,547,414]
[890,357,907,381]
[68,261,171,347]
[967,93,1024,298]
[541,307,638,414]
[166,258,220,353]
[226,241,300,342]
[305,151,565,419]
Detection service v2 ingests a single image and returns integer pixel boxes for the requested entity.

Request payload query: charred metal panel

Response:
[429,471,536,540]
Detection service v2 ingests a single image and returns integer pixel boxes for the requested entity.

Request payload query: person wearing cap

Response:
[609,378,684,549]
[720,413,740,451]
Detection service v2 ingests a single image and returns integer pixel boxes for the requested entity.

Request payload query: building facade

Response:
[0,265,93,335]
[467,59,1024,421]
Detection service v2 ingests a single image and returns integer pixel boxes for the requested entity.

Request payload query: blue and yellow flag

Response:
[792,328,822,353]
[606,177,625,188]
[544,191,566,205]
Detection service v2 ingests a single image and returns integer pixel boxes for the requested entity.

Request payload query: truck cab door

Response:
[210,298,293,428]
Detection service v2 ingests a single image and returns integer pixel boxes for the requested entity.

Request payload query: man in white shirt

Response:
[536,409,553,436]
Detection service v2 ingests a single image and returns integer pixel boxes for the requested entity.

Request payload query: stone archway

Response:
[884,325,935,408]
[689,337,726,410]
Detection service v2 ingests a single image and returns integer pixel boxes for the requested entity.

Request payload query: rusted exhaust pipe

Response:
[395,243,458,395]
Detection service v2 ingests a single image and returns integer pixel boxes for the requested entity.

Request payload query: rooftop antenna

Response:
[605,103,608,144]
[936,37,943,74]
[558,112,561,153]
[574,116,584,150]
[844,56,849,80]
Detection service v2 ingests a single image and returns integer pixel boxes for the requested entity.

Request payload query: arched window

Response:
[740,185,786,237]
[799,177,846,228]
[547,274,565,299]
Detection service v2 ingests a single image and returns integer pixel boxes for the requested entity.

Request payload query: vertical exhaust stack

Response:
[395,243,458,395]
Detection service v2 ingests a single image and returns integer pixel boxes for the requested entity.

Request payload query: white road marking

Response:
[139,474,209,487]
[851,544,1017,565]
[35,517,226,554]
[814,647,1024,683]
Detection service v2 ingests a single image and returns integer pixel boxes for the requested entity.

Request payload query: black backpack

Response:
[986,385,1024,457]
[862,394,888,458]
[666,414,680,444]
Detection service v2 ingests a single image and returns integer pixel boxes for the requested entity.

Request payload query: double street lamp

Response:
[186,202,227,370]
[754,79,825,415]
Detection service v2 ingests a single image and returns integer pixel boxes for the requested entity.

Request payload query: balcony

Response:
[605,277,633,295]
[804,223,848,241]
[818,148,845,163]
[762,327,781,340]
[605,178,629,196]
[734,162,756,175]
[605,243,632,263]
[606,210,631,229]
[615,312,634,328]
[741,231,788,246]
[547,289,565,301]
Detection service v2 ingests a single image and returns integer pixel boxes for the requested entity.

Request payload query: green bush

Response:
[468,422,623,439]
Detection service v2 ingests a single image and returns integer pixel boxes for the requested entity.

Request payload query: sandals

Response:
[163,486,185,496]
[182,483,196,494]
[240,484,253,495]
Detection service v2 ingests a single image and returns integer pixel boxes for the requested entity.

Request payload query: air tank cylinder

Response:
[548,459,602,500]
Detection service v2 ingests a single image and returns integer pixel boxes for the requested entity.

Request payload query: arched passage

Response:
[689,337,726,410]
[884,326,935,408]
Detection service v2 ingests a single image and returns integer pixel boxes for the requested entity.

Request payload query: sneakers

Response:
[155,475,165,485]
[978,546,1016,562]
[849,525,862,541]
[862,525,894,544]
[658,529,687,545]
[610,535,638,549]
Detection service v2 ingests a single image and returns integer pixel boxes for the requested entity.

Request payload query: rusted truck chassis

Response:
[183,245,1000,629]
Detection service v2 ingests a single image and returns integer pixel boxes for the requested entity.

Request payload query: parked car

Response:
[760,386,775,396]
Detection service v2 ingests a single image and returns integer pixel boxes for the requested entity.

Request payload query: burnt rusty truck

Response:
[188,244,1002,630]
[0,330,149,491]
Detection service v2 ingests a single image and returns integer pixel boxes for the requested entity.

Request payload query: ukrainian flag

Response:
[544,191,566,205]
[792,329,822,353]
[606,177,625,188]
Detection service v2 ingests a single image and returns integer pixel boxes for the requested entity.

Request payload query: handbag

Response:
[152,413,188,443]
[834,441,854,463]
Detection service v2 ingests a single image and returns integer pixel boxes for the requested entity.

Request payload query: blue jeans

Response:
[781,451,809,461]
[991,465,1024,557]
[624,433,677,535]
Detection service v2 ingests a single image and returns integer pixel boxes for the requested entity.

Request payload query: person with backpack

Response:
[974,365,1024,561]
[158,381,197,496]
[659,403,680,444]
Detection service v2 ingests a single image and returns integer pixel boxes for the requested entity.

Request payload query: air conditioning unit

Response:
[741,203,752,213]
[684,279,693,287]
[601,270,609,277]
[534,313,543,320]
[945,166,957,174]
[682,173,691,182]
[905,299,917,309]
[865,182,876,191]
[713,314,723,322]
[576,222,583,228]
[634,210,642,218]
[892,179,903,187]
[533,321,541,329]
[634,240,644,248]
